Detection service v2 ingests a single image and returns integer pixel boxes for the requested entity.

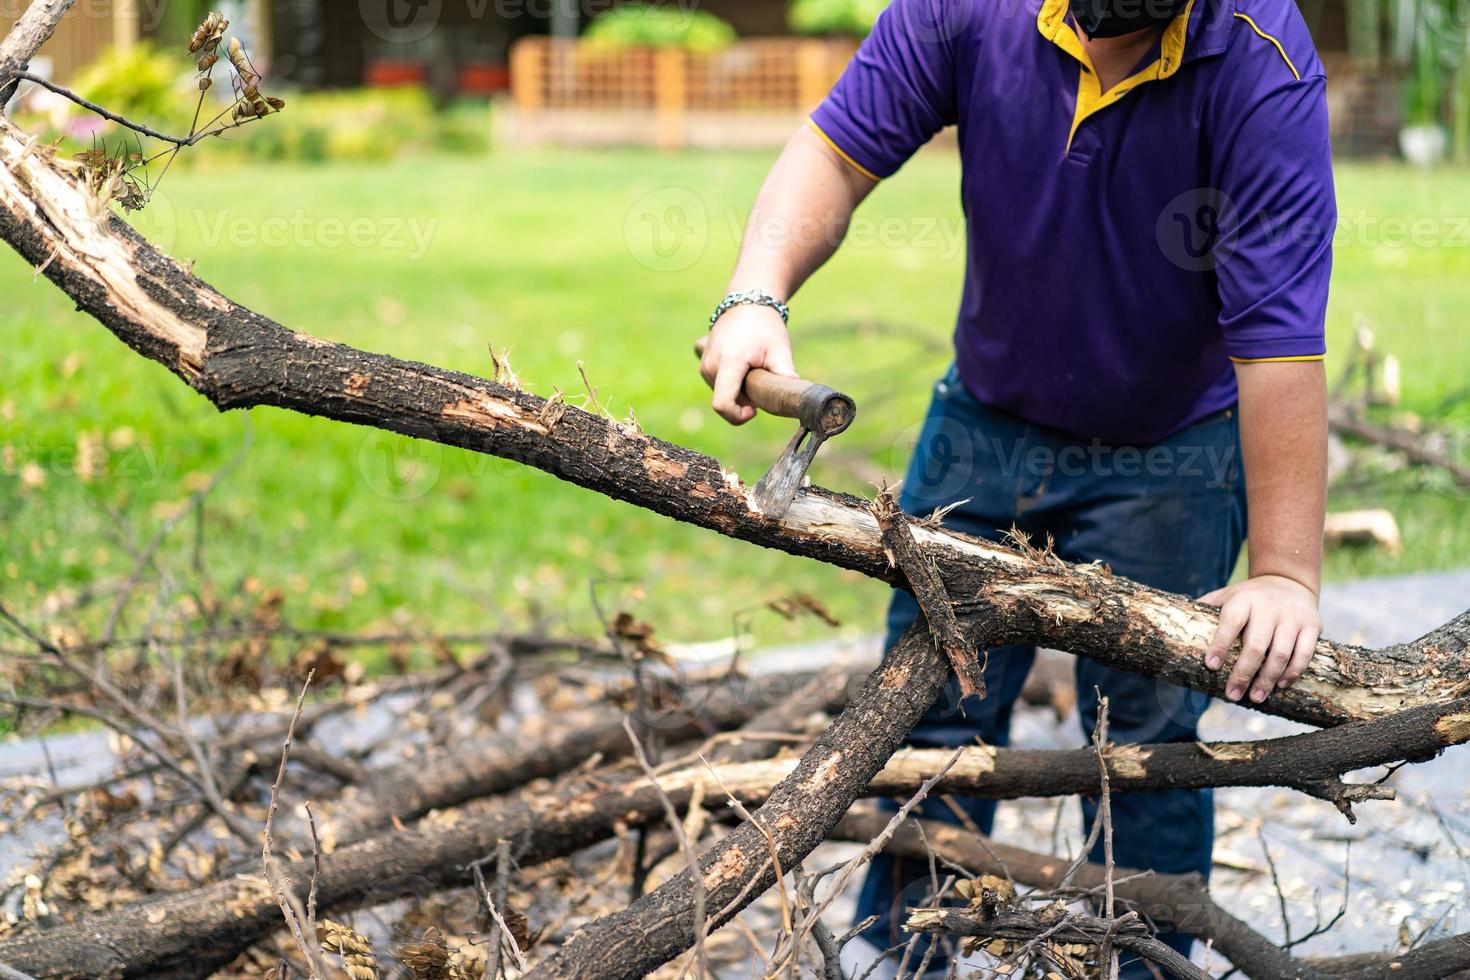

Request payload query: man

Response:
[699,0,1332,974]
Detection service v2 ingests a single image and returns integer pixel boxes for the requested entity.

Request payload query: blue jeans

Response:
[854,367,1247,978]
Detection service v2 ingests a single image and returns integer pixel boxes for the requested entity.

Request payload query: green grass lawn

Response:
[2,148,1468,651]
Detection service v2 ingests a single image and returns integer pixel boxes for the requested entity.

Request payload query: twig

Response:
[0,633,258,845]
[0,0,77,107]
[874,490,986,697]
[479,839,514,979]
[482,884,530,973]
[1258,828,1294,949]
[11,72,196,144]
[767,746,966,976]
[262,669,331,979]
[304,802,322,932]
[1093,695,1118,979]
[906,906,1208,980]
[803,885,844,980]
[624,717,709,979]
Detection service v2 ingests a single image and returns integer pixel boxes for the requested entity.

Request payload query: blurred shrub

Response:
[432,100,495,156]
[583,5,737,51]
[208,89,491,164]
[789,0,889,37]
[68,42,194,132]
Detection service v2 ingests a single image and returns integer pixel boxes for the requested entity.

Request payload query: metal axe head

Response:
[750,383,856,518]
[690,338,856,518]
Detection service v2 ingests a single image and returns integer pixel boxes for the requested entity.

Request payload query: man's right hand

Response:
[699,305,798,425]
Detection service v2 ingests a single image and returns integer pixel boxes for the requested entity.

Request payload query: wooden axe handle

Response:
[693,337,837,424]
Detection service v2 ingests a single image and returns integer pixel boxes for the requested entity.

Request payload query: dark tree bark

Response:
[330,667,860,842]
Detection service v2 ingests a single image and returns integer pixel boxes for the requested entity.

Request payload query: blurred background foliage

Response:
[788,0,888,38]
[582,4,738,51]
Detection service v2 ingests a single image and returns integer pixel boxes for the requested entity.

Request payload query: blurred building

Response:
[259,0,796,97]
[0,0,144,83]
[0,0,270,84]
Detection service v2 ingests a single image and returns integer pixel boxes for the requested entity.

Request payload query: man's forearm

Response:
[1236,360,1328,593]
[1202,360,1327,702]
[700,125,876,424]
[726,124,876,298]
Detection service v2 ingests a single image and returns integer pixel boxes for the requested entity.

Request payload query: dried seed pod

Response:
[396,926,452,978]
[243,84,259,100]
[199,77,213,92]
[190,12,228,53]
[447,959,484,980]
[319,920,380,980]
[198,53,218,72]
[266,96,286,110]
[227,36,252,76]
[253,100,270,117]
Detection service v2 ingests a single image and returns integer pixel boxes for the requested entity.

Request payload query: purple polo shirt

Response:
[810,0,1335,443]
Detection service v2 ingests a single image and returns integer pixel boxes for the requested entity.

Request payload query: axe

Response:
[695,338,857,517]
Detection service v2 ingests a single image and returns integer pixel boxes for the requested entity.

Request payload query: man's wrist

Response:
[1247,567,1321,600]
[709,289,790,330]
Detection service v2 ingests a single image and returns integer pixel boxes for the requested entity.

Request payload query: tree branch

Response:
[0,116,1464,733]
[0,0,76,109]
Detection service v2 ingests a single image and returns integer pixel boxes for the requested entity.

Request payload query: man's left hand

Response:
[1201,575,1322,703]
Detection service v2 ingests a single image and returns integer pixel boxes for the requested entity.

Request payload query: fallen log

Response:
[835,810,1470,980]
[1324,509,1403,555]
[0,625,945,979]
[1329,403,1470,489]
[6,675,1463,978]
[329,666,860,843]
[0,118,1464,733]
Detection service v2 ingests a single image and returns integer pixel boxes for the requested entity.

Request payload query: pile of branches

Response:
[3,4,1470,978]
[0,580,869,978]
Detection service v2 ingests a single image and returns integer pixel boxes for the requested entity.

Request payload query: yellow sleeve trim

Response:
[1232,12,1302,81]
[1229,353,1325,363]
[806,118,882,183]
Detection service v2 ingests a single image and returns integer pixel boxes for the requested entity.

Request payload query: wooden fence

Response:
[507,37,858,150]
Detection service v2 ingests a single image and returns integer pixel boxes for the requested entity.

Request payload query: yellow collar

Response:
[1037,0,1198,151]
